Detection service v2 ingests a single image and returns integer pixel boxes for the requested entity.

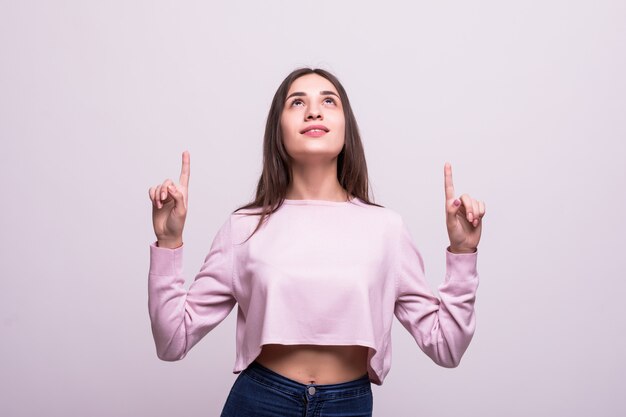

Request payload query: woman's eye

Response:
[290,97,336,107]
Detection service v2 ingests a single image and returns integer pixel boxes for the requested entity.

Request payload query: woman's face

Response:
[280,73,345,165]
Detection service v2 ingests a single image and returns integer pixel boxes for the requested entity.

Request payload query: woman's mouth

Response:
[300,124,329,137]
[302,129,328,138]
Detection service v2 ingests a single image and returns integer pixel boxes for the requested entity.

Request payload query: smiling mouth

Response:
[302,129,328,137]
[300,125,329,134]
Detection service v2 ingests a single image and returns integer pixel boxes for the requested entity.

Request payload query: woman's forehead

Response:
[287,74,338,95]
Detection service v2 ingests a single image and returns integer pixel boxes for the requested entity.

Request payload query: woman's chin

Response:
[288,150,343,165]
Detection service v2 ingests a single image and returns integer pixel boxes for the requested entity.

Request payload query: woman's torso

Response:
[235,198,389,385]
[254,344,369,385]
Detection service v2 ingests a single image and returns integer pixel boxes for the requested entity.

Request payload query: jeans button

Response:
[308,386,316,395]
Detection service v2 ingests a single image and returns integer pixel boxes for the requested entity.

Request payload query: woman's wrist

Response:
[448,245,476,254]
[157,237,183,249]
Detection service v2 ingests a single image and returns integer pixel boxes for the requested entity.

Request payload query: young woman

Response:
[147,68,485,416]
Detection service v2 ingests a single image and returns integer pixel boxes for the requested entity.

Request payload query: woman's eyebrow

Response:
[286,91,340,100]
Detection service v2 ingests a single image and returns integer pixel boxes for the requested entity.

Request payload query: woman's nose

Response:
[306,106,323,120]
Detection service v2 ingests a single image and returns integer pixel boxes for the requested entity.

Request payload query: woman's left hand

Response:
[444,162,485,253]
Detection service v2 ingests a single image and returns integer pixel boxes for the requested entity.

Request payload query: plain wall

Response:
[1,1,625,416]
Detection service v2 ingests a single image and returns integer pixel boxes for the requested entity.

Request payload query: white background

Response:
[1,1,625,416]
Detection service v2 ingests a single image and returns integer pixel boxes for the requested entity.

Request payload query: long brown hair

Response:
[232,67,383,242]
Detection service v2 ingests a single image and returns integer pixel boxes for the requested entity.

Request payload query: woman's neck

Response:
[286,159,349,201]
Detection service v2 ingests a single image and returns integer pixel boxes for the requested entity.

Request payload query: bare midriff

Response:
[254,344,370,385]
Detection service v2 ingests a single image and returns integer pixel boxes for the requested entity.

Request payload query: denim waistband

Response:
[244,360,371,400]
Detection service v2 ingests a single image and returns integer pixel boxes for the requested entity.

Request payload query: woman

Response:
[147,68,484,416]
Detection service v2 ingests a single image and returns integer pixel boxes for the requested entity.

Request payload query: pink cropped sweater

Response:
[148,196,479,385]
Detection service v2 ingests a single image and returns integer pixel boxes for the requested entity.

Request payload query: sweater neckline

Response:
[282,196,358,206]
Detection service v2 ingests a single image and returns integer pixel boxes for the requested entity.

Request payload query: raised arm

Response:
[394,163,484,367]
[147,151,237,360]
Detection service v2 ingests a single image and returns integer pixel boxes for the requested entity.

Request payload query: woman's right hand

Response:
[149,151,190,247]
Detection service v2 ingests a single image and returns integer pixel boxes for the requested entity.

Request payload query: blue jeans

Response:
[220,360,373,416]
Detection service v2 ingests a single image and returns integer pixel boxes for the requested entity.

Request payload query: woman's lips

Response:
[302,129,328,138]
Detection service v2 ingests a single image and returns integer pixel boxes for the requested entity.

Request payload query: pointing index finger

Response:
[179,150,190,187]
[444,162,455,201]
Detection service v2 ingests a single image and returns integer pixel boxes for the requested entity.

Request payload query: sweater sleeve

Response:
[393,219,479,368]
[147,216,237,361]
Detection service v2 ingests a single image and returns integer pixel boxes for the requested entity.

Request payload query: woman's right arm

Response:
[147,151,237,360]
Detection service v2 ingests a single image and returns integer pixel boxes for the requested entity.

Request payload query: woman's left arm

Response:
[393,163,485,367]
